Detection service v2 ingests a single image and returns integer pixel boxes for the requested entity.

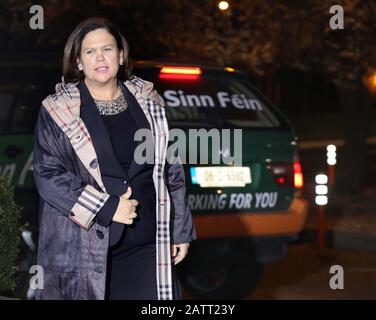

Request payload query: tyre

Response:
[177,239,264,299]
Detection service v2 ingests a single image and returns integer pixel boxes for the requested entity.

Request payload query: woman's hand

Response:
[171,242,190,265]
[112,187,139,225]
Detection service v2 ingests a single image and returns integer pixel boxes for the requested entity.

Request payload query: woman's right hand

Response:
[112,187,139,225]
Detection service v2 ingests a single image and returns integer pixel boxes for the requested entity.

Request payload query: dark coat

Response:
[32,76,196,300]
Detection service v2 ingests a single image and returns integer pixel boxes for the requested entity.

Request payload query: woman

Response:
[32,17,196,300]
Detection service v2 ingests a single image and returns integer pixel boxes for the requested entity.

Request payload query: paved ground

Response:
[271,177,376,300]
[301,201,376,251]
[248,243,376,300]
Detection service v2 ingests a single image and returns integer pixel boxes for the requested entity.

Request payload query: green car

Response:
[0,60,308,299]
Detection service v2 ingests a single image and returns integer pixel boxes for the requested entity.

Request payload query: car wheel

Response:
[177,239,264,299]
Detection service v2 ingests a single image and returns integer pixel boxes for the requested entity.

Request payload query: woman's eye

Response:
[86,50,93,54]
[105,47,112,51]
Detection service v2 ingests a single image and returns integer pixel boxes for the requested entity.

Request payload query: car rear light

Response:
[270,163,294,187]
[294,161,304,189]
[270,160,304,189]
[159,66,202,80]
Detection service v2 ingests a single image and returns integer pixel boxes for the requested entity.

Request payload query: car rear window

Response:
[134,67,289,129]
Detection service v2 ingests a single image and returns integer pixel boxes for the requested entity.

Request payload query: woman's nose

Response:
[95,51,105,61]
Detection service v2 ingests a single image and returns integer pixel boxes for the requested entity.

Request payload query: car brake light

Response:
[159,66,202,80]
[270,163,294,187]
[294,161,304,189]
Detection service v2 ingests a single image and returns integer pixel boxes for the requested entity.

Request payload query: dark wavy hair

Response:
[63,17,132,83]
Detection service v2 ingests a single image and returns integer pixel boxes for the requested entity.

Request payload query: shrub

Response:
[0,175,22,291]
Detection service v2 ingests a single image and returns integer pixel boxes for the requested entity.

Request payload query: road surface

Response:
[248,243,376,299]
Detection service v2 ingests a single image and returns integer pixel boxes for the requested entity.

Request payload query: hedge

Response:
[0,175,21,290]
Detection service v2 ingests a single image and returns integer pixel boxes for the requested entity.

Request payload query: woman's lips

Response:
[95,66,109,73]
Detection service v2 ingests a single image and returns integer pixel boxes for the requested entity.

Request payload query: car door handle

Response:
[2,145,23,159]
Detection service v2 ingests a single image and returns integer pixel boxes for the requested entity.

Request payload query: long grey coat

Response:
[32,75,196,300]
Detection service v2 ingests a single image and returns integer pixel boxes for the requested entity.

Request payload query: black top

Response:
[100,108,137,174]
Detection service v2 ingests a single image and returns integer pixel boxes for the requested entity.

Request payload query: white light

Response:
[315,195,328,205]
[327,151,336,157]
[326,144,337,165]
[315,185,328,195]
[315,174,328,185]
[218,1,229,11]
[327,144,336,153]
[327,150,336,165]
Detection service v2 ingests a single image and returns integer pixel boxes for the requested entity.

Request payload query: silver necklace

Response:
[93,93,128,115]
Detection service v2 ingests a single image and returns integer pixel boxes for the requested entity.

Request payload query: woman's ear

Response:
[76,58,82,70]
[119,50,124,66]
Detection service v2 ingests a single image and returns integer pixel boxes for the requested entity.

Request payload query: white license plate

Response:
[190,166,251,187]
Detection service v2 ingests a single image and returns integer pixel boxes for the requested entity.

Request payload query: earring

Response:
[78,64,83,71]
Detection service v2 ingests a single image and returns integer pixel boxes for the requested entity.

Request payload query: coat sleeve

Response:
[32,106,117,230]
[166,161,197,244]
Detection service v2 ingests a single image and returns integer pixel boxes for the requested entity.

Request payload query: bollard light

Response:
[326,144,337,187]
[315,173,328,205]
[315,172,328,258]
[315,174,328,185]
[315,185,328,195]
[315,195,328,205]
[326,144,337,165]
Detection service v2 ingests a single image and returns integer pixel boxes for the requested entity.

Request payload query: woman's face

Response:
[77,28,123,85]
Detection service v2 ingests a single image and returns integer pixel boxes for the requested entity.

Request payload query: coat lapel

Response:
[124,76,172,300]
[42,82,106,192]
[119,81,154,179]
